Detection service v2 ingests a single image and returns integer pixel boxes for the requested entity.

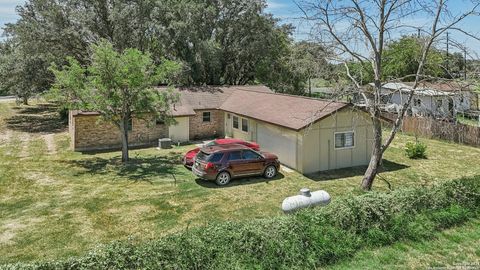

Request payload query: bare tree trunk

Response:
[120,117,129,163]
[361,116,383,190]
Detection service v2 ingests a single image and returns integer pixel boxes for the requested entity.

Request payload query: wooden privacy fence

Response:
[401,116,480,147]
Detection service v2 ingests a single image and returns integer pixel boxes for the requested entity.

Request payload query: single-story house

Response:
[69,85,375,174]
[369,82,478,118]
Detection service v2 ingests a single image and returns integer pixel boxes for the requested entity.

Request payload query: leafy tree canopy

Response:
[2,0,298,95]
[345,36,446,84]
[382,36,444,80]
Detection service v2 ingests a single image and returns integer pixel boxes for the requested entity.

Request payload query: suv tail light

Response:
[204,162,215,170]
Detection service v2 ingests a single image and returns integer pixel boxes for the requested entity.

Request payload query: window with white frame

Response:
[233,116,239,129]
[335,131,354,149]
[241,118,249,132]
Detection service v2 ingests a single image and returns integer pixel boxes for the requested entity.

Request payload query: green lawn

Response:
[1,101,480,264]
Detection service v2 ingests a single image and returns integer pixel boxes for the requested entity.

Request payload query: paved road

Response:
[0,96,16,102]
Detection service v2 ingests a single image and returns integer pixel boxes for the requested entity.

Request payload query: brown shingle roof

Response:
[164,85,274,116]
[73,85,350,130]
[175,86,234,110]
[219,90,349,130]
[71,110,100,117]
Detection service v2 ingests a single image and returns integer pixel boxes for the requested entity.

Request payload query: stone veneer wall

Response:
[72,115,168,151]
[189,109,224,140]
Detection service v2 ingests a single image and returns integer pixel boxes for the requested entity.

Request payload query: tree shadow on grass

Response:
[62,152,183,183]
[6,103,67,133]
[195,172,285,189]
[304,159,409,182]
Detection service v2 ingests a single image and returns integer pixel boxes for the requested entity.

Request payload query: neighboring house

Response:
[371,82,477,118]
[69,85,375,174]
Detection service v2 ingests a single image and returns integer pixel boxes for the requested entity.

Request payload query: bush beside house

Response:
[405,141,428,159]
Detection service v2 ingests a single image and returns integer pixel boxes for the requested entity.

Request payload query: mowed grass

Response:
[1,101,480,264]
[324,219,480,270]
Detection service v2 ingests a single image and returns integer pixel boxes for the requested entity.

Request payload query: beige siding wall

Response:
[256,121,298,170]
[168,117,190,142]
[72,115,168,151]
[233,119,256,141]
[300,109,373,174]
[189,109,224,140]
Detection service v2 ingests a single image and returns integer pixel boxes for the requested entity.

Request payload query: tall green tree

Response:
[49,41,181,162]
[345,36,445,85]
[382,36,444,80]
[3,0,293,92]
[289,41,329,95]
[0,40,51,104]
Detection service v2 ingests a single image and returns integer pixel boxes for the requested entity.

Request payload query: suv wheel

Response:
[215,171,231,186]
[264,165,277,179]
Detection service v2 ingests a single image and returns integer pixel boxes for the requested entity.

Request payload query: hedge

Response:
[3,176,479,270]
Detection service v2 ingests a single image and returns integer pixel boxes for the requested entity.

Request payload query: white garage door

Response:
[256,123,297,169]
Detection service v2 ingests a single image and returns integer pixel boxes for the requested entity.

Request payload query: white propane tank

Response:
[281,188,331,213]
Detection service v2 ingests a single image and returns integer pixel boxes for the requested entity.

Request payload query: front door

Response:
[225,113,232,137]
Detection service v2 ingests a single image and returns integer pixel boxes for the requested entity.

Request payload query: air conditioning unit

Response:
[158,138,172,149]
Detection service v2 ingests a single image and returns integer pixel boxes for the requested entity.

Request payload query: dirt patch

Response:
[0,221,26,245]
[43,134,56,154]
[0,218,43,245]
[18,133,30,158]
[23,171,57,186]
[0,130,12,145]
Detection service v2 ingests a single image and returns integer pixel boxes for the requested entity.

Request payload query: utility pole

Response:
[464,45,467,80]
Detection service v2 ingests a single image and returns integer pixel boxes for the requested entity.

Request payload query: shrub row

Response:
[3,176,480,270]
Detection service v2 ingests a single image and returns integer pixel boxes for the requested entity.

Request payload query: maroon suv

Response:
[192,144,280,186]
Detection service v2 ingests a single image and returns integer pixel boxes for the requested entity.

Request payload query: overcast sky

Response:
[1,0,480,56]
